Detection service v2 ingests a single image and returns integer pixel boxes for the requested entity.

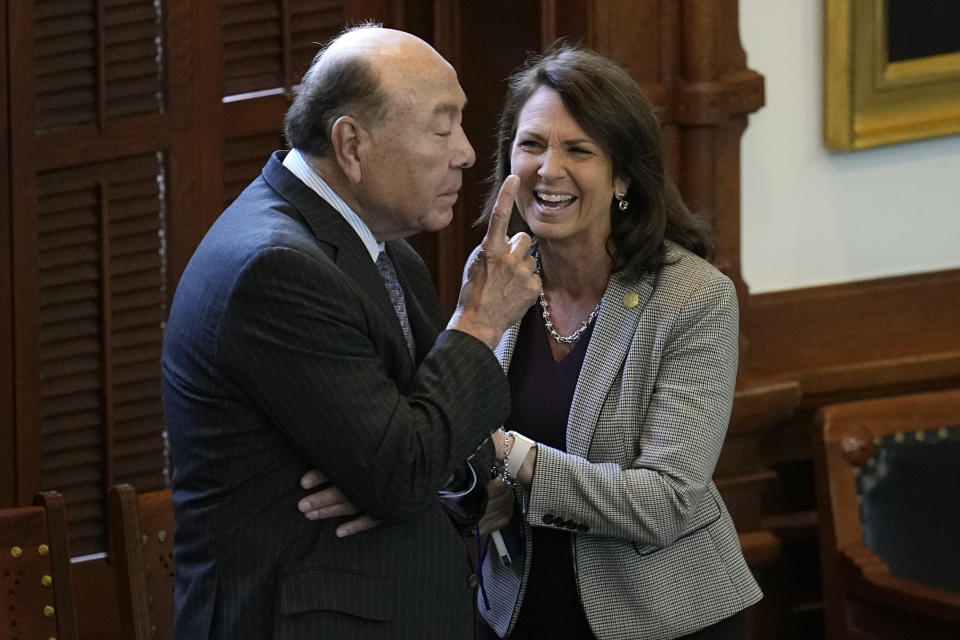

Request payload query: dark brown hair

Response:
[283,23,388,158]
[481,42,713,277]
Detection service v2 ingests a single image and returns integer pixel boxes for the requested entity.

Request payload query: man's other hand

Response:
[299,470,383,537]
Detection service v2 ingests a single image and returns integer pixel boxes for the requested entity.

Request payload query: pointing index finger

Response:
[484,175,520,249]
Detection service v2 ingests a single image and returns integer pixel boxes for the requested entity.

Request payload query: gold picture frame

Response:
[824,0,960,150]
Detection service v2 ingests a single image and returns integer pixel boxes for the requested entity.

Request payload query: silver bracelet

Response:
[491,427,511,483]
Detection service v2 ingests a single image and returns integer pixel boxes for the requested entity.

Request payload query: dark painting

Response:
[888,0,960,62]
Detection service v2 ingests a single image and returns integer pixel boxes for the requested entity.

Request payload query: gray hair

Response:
[283,23,389,157]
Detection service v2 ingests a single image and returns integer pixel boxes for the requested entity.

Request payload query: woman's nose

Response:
[537,147,563,180]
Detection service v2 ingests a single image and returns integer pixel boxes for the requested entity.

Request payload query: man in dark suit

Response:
[161,25,538,639]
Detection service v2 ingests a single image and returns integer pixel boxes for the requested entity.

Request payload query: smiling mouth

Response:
[535,191,576,209]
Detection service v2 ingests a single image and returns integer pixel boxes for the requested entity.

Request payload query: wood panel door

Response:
[3,0,393,557]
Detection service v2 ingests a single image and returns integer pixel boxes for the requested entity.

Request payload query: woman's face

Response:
[510,86,627,250]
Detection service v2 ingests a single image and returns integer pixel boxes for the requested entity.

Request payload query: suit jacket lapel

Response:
[260,152,414,374]
[493,269,657,457]
[566,270,656,457]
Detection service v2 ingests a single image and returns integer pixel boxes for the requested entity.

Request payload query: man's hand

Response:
[478,476,515,537]
[298,470,382,537]
[447,175,540,349]
[491,428,507,462]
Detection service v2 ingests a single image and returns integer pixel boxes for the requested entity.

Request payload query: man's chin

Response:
[423,208,455,232]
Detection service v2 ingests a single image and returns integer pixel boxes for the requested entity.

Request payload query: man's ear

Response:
[330,115,364,183]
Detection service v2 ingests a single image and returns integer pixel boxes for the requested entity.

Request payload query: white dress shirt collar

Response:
[283,148,383,262]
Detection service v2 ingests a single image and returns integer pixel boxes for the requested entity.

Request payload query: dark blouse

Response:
[506,304,596,639]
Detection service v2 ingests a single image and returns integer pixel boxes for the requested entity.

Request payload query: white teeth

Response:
[537,192,574,203]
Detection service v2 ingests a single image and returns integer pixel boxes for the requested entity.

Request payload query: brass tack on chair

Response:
[38,543,50,556]
[157,529,167,542]
[41,574,53,587]
[43,604,56,618]
[10,545,23,558]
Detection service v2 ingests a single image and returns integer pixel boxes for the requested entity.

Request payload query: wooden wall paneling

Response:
[164,0,203,291]
[385,0,433,41]
[746,269,960,476]
[674,0,764,302]
[540,0,587,50]
[220,0,284,97]
[543,1,677,114]
[414,0,463,308]
[9,0,42,508]
[5,0,176,557]
[413,0,542,312]
[73,554,122,640]
[33,156,167,554]
[188,0,224,257]
[34,116,168,173]
[747,269,960,400]
[1,0,14,507]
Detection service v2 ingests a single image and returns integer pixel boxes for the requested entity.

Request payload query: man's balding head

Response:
[283,25,453,158]
[284,24,474,241]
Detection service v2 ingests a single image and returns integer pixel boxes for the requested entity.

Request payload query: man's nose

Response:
[452,126,476,169]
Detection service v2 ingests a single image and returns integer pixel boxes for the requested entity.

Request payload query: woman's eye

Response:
[436,131,451,138]
[570,147,592,155]
[518,140,541,149]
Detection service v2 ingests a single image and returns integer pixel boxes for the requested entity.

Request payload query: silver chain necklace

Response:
[535,252,601,344]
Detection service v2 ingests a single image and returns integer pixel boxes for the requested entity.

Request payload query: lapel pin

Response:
[623,291,639,308]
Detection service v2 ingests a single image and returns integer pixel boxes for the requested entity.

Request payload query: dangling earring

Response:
[615,192,629,212]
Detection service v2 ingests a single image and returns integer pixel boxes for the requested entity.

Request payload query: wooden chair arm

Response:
[839,547,960,624]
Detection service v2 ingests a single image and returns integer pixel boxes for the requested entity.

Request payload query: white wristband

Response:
[505,432,536,480]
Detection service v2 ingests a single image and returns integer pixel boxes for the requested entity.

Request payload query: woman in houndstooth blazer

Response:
[474,43,763,640]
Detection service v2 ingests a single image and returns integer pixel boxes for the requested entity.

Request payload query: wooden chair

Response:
[814,388,960,640]
[108,484,175,640]
[0,491,79,640]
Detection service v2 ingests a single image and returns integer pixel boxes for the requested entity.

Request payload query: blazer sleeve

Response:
[525,269,738,546]
[218,245,509,523]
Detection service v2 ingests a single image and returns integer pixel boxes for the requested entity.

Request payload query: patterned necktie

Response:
[375,250,416,359]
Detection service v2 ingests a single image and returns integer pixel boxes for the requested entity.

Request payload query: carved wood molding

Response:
[672,70,765,125]
[745,268,960,405]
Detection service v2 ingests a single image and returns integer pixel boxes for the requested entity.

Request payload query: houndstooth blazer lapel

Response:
[494,268,658,458]
[565,269,657,457]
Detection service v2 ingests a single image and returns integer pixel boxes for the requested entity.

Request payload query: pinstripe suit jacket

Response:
[479,243,762,640]
[162,151,508,639]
